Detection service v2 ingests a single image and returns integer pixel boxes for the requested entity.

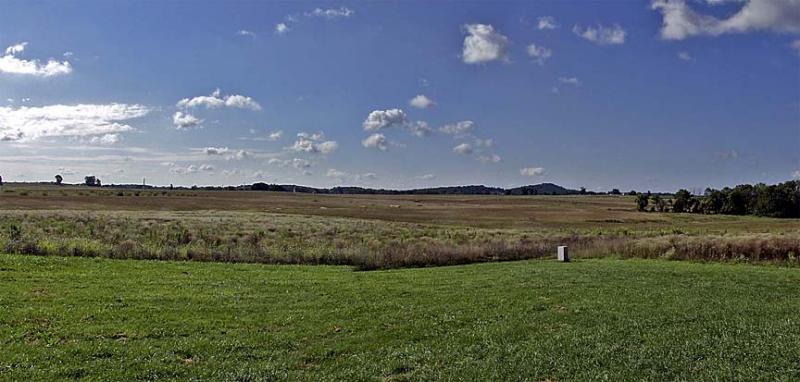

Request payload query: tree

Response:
[0,175,3,186]
[55,175,63,185]
[609,189,621,195]
[635,193,649,211]
[651,194,667,212]
[672,189,692,213]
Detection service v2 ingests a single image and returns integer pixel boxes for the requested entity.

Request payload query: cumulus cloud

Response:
[573,24,627,45]
[361,108,431,139]
[409,121,433,137]
[526,43,553,65]
[306,7,355,19]
[440,120,475,135]
[462,24,509,64]
[0,103,149,142]
[275,23,290,35]
[651,0,800,40]
[452,143,473,155]
[169,163,215,175]
[268,130,283,141]
[176,88,261,111]
[204,146,230,155]
[200,146,252,161]
[363,108,409,131]
[5,42,27,55]
[520,167,545,177]
[89,133,121,146]
[0,42,73,77]
[362,133,388,151]
[173,111,203,130]
[409,94,435,109]
[288,132,338,154]
[538,16,558,30]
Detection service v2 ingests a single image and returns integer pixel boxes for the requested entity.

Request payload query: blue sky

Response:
[0,0,798,191]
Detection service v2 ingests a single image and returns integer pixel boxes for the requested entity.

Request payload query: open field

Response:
[2,255,799,380]
[2,186,799,380]
[1,185,798,269]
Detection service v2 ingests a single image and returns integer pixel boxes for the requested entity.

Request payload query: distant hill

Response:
[248,182,579,196]
[506,183,577,196]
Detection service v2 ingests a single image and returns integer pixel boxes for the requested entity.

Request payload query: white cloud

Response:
[573,24,627,45]
[268,130,283,141]
[652,0,800,40]
[237,30,256,37]
[0,103,149,142]
[440,120,475,135]
[288,132,338,154]
[409,121,433,137]
[326,168,349,182]
[306,7,355,19]
[416,174,436,180]
[526,43,553,65]
[478,154,502,163]
[316,141,338,154]
[362,108,431,139]
[5,42,27,55]
[559,77,581,86]
[678,51,694,60]
[169,163,215,175]
[201,146,251,160]
[462,24,509,64]
[176,89,262,111]
[520,167,545,177]
[452,143,473,155]
[409,94,435,109]
[204,146,230,155]
[0,42,72,77]
[537,16,558,30]
[792,39,800,54]
[363,108,409,131]
[275,23,290,35]
[173,111,203,130]
[362,133,388,151]
[89,134,121,146]
[793,169,800,179]
[474,138,493,148]
[324,168,376,183]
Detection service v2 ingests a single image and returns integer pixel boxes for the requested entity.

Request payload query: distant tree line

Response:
[635,181,800,218]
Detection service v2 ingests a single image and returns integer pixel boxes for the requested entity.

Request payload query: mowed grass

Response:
[2,255,799,381]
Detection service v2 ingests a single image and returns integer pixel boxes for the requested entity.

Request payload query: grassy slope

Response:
[2,255,799,381]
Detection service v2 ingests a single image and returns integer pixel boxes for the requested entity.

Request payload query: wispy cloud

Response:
[0,103,149,142]
[573,24,626,45]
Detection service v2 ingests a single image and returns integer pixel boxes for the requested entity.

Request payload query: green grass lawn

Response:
[1,255,799,381]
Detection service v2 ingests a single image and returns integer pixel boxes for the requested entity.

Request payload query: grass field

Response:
[2,255,799,381]
[1,185,798,268]
[1,185,798,379]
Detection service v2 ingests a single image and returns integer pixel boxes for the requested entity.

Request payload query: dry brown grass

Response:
[0,185,798,269]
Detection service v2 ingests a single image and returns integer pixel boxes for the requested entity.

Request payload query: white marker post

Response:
[557,246,569,262]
